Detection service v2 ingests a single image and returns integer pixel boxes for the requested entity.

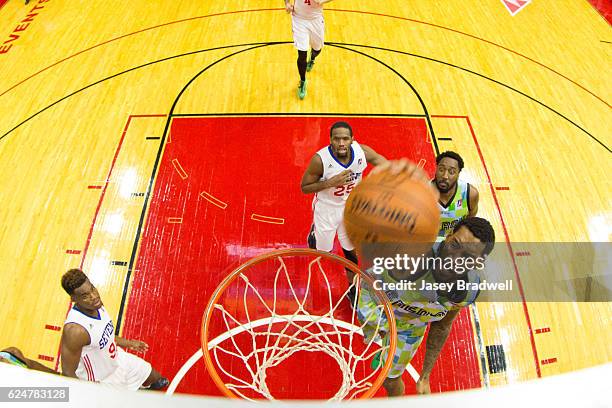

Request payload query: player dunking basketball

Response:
[432,151,479,242]
[284,0,333,99]
[357,159,494,396]
[301,121,386,300]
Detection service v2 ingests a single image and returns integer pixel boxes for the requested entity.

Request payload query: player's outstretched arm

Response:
[116,337,149,352]
[301,155,351,194]
[60,323,90,378]
[361,144,387,166]
[314,0,334,4]
[417,308,460,394]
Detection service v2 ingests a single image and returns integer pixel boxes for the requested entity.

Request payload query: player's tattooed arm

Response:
[301,155,351,194]
[468,184,479,217]
[417,308,460,394]
[361,144,387,166]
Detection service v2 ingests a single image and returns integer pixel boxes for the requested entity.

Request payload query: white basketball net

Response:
[208,255,390,401]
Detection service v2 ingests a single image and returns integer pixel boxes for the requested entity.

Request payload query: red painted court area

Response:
[121,116,481,397]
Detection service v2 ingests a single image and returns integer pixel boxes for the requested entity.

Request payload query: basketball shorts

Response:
[310,200,354,252]
[101,347,152,391]
[292,15,324,52]
[357,289,426,378]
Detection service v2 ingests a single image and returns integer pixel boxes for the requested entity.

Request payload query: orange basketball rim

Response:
[200,248,398,401]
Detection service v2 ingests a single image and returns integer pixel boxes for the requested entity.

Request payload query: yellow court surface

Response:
[0,0,610,397]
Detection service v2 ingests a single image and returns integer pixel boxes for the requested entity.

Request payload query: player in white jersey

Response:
[284,0,333,99]
[60,268,169,391]
[301,121,386,301]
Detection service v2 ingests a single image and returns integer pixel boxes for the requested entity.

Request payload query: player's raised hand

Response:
[284,1,294,13]
[326,170,352,188]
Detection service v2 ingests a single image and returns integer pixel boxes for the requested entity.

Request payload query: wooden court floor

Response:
[0,0,610,396]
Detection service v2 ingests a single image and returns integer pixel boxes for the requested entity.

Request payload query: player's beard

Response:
[335,147,349,158]
[436,179,455,193]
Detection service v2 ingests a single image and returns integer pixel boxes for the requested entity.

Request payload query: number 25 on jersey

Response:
[334,182,355,197]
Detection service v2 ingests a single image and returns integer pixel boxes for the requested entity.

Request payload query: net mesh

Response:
[204,253,393,401]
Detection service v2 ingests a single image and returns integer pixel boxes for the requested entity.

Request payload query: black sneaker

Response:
[307,224,317,249]
[149,377,169,390]
[346,286,357,309]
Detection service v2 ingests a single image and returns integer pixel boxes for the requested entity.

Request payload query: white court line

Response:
[166,315,419,395]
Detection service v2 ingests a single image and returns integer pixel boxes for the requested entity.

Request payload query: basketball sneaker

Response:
[147,377,169,390]
[371,350,382,370]
[371,337,389,370]
[297,80,307,99]
[307,224,317,249]
[346,285,357,309]
[306,59,315,72]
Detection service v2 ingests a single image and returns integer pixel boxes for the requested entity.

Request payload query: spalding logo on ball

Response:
[343,166,440,257]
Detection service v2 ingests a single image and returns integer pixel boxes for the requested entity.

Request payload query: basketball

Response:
[343,166,440,256]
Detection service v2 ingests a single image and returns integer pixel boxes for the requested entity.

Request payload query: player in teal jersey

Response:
[0,347,58,373]
[357,159,494,397]
[432,151,479,242]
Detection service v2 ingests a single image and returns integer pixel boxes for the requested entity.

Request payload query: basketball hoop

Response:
[201,248,397,401]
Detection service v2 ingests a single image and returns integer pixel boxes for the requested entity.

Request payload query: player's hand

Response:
[326,170,352,188]
[416,376,431,394]
[285,1,294,13]
[126,340,149,352]
[371,158,438,198]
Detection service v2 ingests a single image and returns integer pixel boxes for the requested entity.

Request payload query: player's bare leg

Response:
[383,376,404,397]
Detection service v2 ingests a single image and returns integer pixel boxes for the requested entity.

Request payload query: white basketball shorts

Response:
[101,347,152,391]
[291,14,324,52]
[311,200,354,252]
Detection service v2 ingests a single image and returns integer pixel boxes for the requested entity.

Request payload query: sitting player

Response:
[60,268,169,390]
